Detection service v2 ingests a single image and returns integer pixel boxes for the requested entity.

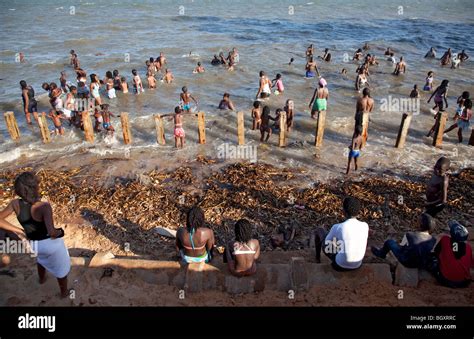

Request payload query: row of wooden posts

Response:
[4,110,474,148]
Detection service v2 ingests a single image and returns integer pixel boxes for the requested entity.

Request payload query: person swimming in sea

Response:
[256,71,272,99]
[355,69,369,92]
[424,71,434,91]
[218,92,235,111]
[309,78,329,119]
[440,48,452,66]
[393,56,406,75]
[305,57,320,78]
[271,73,284,95]
[425,47,437,58]
[410,85,420,98]
[319,48,331,62]
[193,62,205,73]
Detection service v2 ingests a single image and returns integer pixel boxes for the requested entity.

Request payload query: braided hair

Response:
[235,219,253,243]
[186,206,205,234]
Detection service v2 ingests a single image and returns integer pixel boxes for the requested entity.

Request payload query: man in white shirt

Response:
[313,197,369,271]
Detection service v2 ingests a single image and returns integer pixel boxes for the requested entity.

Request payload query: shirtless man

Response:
[305,57,320,78]
[425,157,450,218]
[346,125,363,174]
[256,71,272,99]
[180,86,198,112]
[354,88,374,143]
[176,206,215,264]
[393,56,406,75]
[458,49,469,62]
[162,69,174,84]
[20,80,39,124]
[157,52,167,69]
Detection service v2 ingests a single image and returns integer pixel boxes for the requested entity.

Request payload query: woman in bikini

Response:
[309,78,329,119]
[89,73,102,106]
[173,106,186,148]
[224,219,260,277]
[175,206,215,264]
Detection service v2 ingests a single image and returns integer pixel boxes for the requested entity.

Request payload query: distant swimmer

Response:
[362,42,370,51]
[219,52,227,66]
[271,73,284,95]
[305,57,320,78]
[367,54,379,66]
[451,54,461,69]
[218,92,235,111]
[288,57,295,65]
[387,52,396,63]
[355,69,369,92]
[384,47,393,56]
[319,48,331,62]
[440,48,452,66]
[353,48,363,61]
[341,68,347,75]
[132,69,144,94]
[147,71,156,89]
[162,69,174,84]
[211,54,221,66]
[393,56,406,75]
[410,85,420,98]
[306,44,314,61]
[309,78,329,120]
[193,62,205,73]
[354,88,374,142]
[423,71,434,91]
[157,52,167,69]
[458,49,469,62]
[20,80,38,124]
[425,47,437,58]
[256,71,272,99]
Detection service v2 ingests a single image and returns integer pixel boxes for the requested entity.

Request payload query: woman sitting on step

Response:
[176,206,215,264]
[224,219,260,277]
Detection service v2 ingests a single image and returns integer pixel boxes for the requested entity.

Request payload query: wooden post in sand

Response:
[361,112,369,147]
[279,111,287,147]
[120,112,132,145]
[314,110,326,147]
[37,112,51,144]
[82,111,94,143]
[154,114,166,145]
[468,130,474,146]
[4,111,20,141]
[432,111,447,148]
[395,113,412,149]
[197,111,206,144]
[237,111,245,145]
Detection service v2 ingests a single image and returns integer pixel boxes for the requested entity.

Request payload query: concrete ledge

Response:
[290,257,309,291]
[394,264,418,287]
[305,263,392,287]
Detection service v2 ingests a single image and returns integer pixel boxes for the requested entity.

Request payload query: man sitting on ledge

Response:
[371,213,436,270]
[176,206,215,264]
[313,197,369,271]
[224,219,260,277]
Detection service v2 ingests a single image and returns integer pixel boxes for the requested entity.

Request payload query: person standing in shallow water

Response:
[354,88,374,142]
[256,71,272,99]
[20,80,38,124]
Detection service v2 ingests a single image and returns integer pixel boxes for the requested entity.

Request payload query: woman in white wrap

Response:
[0,172,70,298]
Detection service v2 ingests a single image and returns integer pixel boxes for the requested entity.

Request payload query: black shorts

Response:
[28,100,38,113]
[425,203,445,217]
[260,92,270,99]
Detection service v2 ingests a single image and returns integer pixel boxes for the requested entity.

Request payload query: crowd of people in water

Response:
[0,155,472,298]
[18,43,472,163]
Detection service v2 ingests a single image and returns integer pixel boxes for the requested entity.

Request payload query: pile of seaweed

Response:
[0,161,472,256]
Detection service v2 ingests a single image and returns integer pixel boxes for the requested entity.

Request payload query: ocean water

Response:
[0,0,473,180]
